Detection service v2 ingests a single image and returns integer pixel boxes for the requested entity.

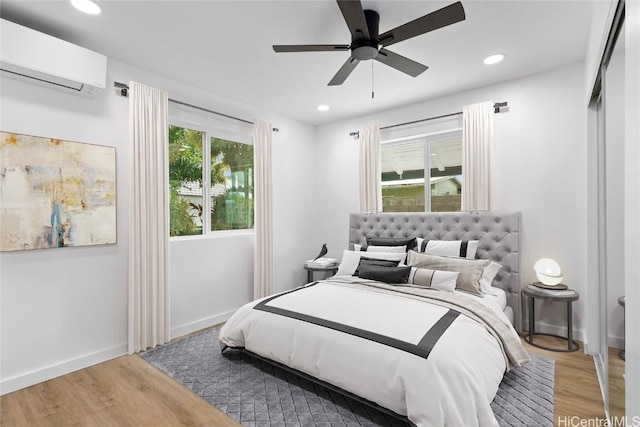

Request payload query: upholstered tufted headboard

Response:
[349,212,522,332]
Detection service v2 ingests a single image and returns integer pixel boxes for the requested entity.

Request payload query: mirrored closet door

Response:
[590,3,625,418]
[604,18,625,421]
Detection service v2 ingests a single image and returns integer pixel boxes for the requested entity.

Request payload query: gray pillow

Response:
[406,250,489,295]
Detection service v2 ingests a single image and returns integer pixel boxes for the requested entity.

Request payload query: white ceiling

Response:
[0,0,596,126]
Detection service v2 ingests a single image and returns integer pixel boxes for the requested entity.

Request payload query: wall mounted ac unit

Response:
[0,19,107,97]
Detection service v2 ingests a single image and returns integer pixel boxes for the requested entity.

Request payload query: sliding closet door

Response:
[594,90,609,413]
[605,20,626,420]
[587,3,626,417]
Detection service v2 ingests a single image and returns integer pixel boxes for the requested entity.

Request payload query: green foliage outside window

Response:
[168,126,254,236]
[210,138,254,231]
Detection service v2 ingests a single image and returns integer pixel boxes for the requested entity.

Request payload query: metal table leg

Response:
[529,296,534,341]
[567,301,573,351]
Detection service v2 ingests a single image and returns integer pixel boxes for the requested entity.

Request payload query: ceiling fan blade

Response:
[337,0,370,40]
[273,44,350,53]
[328,57,360,86]
[375,48,428,77]
[377,1,465,47]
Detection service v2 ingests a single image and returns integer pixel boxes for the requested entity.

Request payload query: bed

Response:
[220,212,528,426]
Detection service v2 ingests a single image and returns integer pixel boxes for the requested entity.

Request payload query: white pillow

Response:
[416,238,479,259]
[479,261,503,293]
[353,244,407,253]
[336,250,407,276]
[409,267,459,292]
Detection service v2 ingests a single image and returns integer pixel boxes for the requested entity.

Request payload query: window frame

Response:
[381,127,462,213]
[169,117,254,239]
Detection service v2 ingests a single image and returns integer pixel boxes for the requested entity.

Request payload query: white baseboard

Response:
[0,310,236,396]
[522,320,625,350]
[170,310,236,340]
[0,343,127,396]
[607,335,625,350]
[522,319,586,344]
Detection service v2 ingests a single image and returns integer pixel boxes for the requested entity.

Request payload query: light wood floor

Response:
[0,355,240,427]
[0,335,625,426]
[522,335,625,424]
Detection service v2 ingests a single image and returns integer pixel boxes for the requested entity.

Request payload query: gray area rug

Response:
[142,326,554,427]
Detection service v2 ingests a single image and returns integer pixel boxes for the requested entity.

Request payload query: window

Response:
[381,129,462,213]
[210,138,253,231]
[169,125,254,237]
[169,126,204,236]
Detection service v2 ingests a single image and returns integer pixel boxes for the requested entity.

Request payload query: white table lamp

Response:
[534,258,563,286]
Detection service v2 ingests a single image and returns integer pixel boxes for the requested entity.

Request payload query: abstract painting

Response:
[0,132,116,251]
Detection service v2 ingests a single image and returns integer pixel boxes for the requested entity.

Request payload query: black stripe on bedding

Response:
[417,310,460,351]
[254,284,458,360]
[459,241,468,257]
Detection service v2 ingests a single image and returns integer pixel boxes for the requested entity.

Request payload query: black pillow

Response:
[353,257,401,276]
[366,236,417,251]
[358,264,411,284]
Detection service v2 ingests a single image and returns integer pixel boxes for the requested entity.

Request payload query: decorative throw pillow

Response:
[353,257,402,276]
[353,244,407,253]
[406,251,489,295]
[408,268,459,292]
[366,236,418,251]
[357,264,411,284]
[479,261,503,293]
[336,250,407,276]
[416,238,479,259]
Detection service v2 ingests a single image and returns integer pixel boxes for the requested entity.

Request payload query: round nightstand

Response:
[304,264,338,283]
[523,285,580,352]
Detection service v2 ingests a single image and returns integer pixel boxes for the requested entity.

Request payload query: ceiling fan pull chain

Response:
[371,61,375,99]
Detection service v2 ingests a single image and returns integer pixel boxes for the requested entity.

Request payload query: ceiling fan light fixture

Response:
[70,0,101,15]
[316,105,330,111]
[483,53,506,65]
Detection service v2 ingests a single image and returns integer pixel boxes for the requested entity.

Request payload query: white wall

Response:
[315,62,588,339]
[0,57,317,394]
[0,73,129,394]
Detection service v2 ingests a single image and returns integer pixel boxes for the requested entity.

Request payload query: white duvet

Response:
[219,277,529,427]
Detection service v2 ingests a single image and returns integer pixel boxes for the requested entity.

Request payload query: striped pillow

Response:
[409,268,459,292]
[416,238,479,259]
[353,244,407,253]
[406,251,489,295]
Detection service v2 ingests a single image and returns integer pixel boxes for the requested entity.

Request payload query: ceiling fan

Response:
[273,1,466,86]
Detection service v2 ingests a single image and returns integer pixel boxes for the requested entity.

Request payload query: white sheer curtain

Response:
[128,81,170,354]
[253,120,273,299]
[359,124,382,212]
[462,101,494,211]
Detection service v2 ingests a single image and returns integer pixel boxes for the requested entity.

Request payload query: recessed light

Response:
[316,105,330,111]
[71,0,101,15]
[483,53,505,65]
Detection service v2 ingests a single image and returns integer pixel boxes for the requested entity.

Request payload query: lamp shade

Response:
[534,258,563,286]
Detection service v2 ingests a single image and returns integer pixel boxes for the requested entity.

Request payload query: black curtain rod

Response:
[114,82,279,132]
[349,101,508,137]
